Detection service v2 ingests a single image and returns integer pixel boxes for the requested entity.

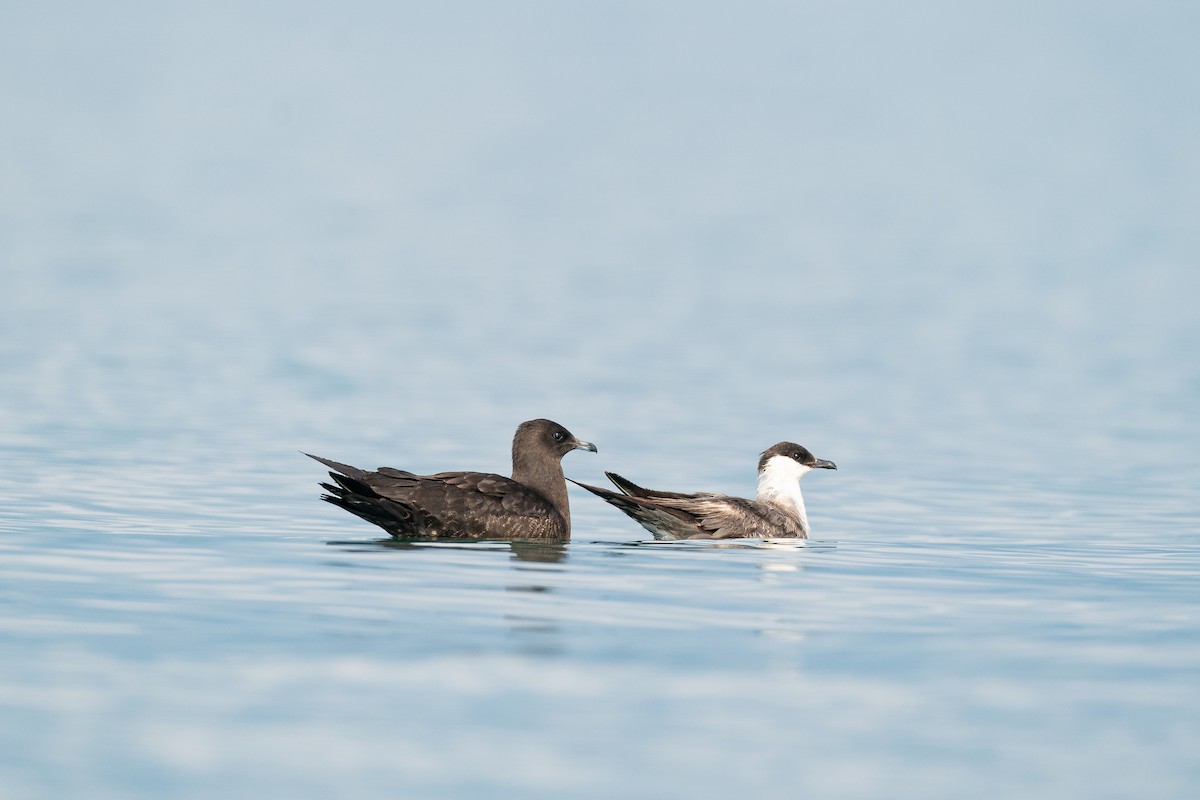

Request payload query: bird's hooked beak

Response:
[813,458,837,470]
[573,439,598,454]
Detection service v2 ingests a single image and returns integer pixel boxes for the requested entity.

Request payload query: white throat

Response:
[756,455,811,534]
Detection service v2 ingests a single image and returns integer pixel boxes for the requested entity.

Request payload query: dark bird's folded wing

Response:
[310,454,564,540]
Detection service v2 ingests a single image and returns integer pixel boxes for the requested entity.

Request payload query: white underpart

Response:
[756,455,812,534]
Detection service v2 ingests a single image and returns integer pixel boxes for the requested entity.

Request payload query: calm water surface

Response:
[3,3,1200,799]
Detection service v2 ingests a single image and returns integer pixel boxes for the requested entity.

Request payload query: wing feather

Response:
[573,478,801,540]
[308,453,566,540]
[603,471,707,500]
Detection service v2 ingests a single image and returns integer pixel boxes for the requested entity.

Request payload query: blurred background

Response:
[4,0,1197,480]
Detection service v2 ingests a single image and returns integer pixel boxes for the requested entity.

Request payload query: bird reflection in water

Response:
[325,538,566,564]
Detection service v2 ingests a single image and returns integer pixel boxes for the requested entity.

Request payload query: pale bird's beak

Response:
[574,439,598,453]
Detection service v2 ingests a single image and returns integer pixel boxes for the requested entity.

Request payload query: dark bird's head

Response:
[511,420,597,511]
[513,419,597,465]
[757,442,837,480]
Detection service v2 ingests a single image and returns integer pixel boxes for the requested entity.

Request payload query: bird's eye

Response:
[553,430,565,442]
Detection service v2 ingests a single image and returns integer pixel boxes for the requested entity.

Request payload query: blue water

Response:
[3,3,1199,798]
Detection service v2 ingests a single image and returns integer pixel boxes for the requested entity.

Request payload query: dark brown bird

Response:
[572,442,836,540]
[308,419,596,541]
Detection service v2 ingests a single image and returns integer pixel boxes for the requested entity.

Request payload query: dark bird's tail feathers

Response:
[304,452,370,481]
[308,452,428,537]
